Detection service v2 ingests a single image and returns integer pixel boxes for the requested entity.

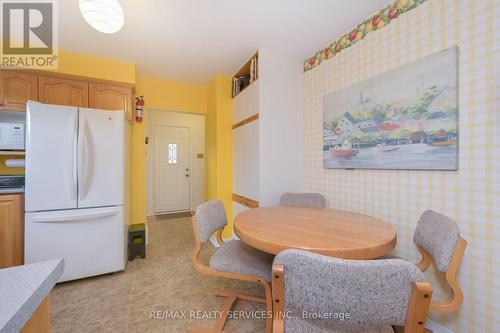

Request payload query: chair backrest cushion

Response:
[413,210,460,272]
[194,200,227,243]
[280,192,326,208]
[274,249,424,328]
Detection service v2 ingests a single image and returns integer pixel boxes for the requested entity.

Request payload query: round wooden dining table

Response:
[234,206,397,259]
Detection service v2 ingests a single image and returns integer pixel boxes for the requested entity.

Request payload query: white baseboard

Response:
[427,319,454,333]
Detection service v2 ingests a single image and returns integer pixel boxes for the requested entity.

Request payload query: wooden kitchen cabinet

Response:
[0,194,24,268]
[89,82,133,119]
[38,75,89,107]
[21,297,50,333]
[0,69,134,119]
[0,71,38,112]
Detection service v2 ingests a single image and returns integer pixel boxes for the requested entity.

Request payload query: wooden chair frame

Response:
[415,237,467,313]
[189,216,273,333]
[272,264,433,333]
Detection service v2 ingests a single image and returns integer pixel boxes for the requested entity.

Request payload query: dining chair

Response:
[386,210,467,313]
[272,249,433,333]
[279,192,326,208]
[190,199,274,333]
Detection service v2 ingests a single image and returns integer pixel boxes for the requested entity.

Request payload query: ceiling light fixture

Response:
[79,0,124,34]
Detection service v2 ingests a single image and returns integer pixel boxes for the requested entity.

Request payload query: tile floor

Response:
[50,215,266,333]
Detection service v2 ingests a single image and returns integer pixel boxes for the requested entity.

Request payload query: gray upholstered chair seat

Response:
[285,318,394,333]
[193,200,275,333]
[209,240,274,282]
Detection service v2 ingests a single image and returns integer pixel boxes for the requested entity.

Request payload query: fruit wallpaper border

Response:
[304,0,428,72]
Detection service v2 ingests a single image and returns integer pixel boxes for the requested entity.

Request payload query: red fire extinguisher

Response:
[135,96,145,122]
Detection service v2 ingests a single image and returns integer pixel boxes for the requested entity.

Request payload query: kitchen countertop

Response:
[0,260,64,333]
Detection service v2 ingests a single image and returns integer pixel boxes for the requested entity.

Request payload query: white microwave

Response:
[0,123,25,150]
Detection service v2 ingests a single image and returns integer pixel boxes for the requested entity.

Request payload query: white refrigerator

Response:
[24,101,127,282]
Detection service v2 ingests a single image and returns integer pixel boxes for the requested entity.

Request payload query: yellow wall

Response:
[133,74,207,223]
[205,75,233,238]
[135,75,206,114]
[48,50,136,83]
[205,79,218,202]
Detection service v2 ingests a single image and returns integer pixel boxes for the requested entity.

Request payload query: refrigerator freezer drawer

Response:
[25,206,126,282]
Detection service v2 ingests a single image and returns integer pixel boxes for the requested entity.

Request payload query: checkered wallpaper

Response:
[303,0,499,332]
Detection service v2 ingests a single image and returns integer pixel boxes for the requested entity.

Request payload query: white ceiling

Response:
[59,0,389,84]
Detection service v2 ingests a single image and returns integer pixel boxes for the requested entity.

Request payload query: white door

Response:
[78,108,124,208]
[25,102,78,212]
[25,207,126,282]
[154,126,190,213]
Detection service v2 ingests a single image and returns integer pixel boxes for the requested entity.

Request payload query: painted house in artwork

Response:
[336,112,356,135]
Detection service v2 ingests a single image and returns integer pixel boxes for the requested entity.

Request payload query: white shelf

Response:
[232,48,304,212]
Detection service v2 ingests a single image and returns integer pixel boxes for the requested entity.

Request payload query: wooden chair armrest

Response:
[404,282,432,333]
[416,246,432,272]
[216,229,225,246]
[272,264,285,333]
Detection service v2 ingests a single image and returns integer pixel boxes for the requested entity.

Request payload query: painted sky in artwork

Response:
[323,48,457,123]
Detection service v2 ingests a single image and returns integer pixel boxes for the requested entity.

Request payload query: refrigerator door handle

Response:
[70,115,78,200]
[29,207,120,223]
[78,118,91,200]
[84,121,94,197]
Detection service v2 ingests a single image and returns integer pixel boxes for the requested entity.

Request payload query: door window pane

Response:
[168,144,177,164]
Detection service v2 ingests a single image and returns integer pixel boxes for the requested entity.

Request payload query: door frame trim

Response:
[146,109,205,217]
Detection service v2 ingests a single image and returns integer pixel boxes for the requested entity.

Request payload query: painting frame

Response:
[322,46,459,171]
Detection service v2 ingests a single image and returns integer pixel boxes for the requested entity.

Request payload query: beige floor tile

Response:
[80,315,129,333]
[127,318,175,333]
[128,302,174,326]
[50,216,267,333]
[86,294,131,321]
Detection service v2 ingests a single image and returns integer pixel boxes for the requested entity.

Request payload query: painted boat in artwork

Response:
[330,141,359,158]
[427,139,457,147]
[377,143,400,152]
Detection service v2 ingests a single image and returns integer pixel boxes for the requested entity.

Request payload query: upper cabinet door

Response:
[38,76,89,107]
[89,82,133,120]
[0,70,38,111]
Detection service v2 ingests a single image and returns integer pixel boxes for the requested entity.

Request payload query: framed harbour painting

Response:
[323,47,458,170]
